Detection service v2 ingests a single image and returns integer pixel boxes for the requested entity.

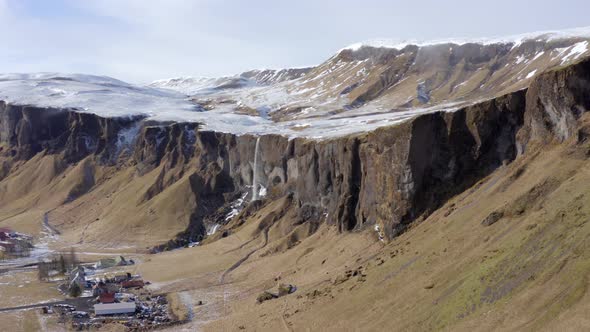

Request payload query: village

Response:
[0,227,189,331]
[37,252,190,330]
[0,227,34,260]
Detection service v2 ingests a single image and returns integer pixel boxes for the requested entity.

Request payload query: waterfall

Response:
[252,137,261,201]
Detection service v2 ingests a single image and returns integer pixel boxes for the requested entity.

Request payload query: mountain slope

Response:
[1,28,590,331]
[153,29,590,134]
[1,30,587,139]
[138,138,590,331]
[136,57,590,331]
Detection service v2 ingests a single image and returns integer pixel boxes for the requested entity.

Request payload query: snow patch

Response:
[2,30,589,141]
[374,224,384,242]
[115,122,142,158]
[225,192,248,221]
[531,51,545,61]
[561,41,589,64]
[526,70,538,79]
[258,185,267,198]
[207,224,220,236]
[339,26,590,53]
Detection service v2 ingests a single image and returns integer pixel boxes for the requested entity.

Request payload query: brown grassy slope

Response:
[49,162,198,250]
[138,139,590,332]
[0,151,197,250]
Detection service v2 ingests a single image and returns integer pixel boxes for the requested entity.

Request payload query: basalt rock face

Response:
[242,90,525,238]
[0,101,142,163]
[357,92,525,237]
[273,90,525,238]
[0,93,527,243]
[517,58,590,150]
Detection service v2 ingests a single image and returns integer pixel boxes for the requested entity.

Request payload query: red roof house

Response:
[98,292,116,304]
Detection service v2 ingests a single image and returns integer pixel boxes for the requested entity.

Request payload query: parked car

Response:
[72,311,90,318]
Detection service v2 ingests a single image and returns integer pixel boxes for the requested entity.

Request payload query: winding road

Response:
[43,212,61,236]
[0,296,95,313]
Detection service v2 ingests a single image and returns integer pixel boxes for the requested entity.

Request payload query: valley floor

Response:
[139,143,590,331]
[2,144,590,331]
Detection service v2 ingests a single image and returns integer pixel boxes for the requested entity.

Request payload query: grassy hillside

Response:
[133,138,590,331]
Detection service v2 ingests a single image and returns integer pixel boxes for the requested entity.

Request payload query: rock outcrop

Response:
[0,101,142,163]
[517,58,590,150]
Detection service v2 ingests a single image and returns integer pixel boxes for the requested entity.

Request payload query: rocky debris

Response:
[257,291,278,304]
[278,283,297,296]
[424,283,435,289]
[503,177,561,217]
[443,203,456,217]
[481,211,504,226]
[306,287,333,300]
[389,247,407,258]
[334,266,366,285]
[256,283,297,303]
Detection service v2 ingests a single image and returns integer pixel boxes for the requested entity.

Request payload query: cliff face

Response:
[270,90,523,238]
[0,101,142,163]
[517,58,590,149]
[1,59,590,246]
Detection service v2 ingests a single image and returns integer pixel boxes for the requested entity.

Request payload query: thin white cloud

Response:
[0,0,588,82]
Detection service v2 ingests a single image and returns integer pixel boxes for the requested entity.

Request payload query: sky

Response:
[0,0,589,83]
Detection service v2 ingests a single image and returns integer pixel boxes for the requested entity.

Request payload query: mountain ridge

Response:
[1,28,589,140]
[2,28,590,331]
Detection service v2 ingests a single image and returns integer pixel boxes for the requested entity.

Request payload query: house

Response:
[0,228,12,250]
[121,279,144,289]
[0,230,33,259]
[94,302,136,315]
[0,241,12,249]
[0,241,15,252]
[98,292,116,304]
[112,273,131,283]
[92,281,119,296]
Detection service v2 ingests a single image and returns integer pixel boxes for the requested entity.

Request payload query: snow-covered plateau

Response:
[1,28,590,139]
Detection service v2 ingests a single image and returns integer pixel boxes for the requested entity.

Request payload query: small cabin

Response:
[121,279,144,289]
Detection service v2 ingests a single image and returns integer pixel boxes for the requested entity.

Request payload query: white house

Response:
[94,302,136,315]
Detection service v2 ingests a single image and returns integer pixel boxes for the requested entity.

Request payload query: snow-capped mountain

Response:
[1,28,590,138]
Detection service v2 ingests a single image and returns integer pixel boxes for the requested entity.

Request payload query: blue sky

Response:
[0,0,589,82]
